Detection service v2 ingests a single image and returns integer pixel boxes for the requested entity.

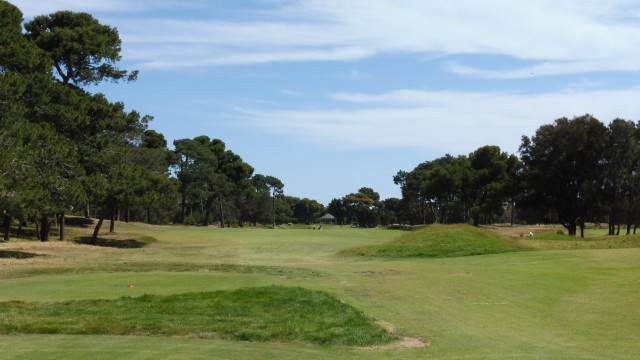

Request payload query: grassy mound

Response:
[340,224,528,258]
[0,285,396,347]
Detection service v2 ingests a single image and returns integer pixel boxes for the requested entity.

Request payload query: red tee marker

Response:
[127,284,134,288]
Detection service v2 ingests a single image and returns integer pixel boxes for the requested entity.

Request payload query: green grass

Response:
[0,285,395,347]
[2,222,640,359]
[339,224,528,258]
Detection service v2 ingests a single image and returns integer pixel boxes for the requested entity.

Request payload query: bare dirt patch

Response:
[355,320,429,351]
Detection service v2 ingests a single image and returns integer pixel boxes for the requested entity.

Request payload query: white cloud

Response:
[239,87,640,155]
[11,0,640,75]
[10,0,153,17]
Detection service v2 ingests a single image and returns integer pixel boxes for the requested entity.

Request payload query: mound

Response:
[0,286,397,347]
[340,224,528,259]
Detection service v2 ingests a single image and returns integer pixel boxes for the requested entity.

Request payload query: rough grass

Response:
[339,224,528,258]
[0,285,396,347]
[488,224,640,250]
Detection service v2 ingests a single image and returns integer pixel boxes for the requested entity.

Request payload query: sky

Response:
[10,0,640,205]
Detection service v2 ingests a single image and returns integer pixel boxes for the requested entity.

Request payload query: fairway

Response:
[1,223,640,359]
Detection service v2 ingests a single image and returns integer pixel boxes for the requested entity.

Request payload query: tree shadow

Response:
[64,217,95,228]
[0,250,39,259]
[75,236,155,249]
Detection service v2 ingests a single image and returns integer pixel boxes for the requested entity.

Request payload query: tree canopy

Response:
[24,10,137,86]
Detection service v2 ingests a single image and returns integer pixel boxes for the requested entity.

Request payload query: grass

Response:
[339,224,528,258]
[1,221,640,359]
[491,224,640,250]
[0,285,395,347]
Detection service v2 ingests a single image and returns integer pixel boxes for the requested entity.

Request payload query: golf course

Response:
[1,222,639,359]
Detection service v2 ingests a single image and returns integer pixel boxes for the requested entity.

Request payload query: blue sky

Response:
[11,0,640,205]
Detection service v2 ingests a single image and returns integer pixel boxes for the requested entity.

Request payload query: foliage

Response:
[395,148,519,226]
[24,10,137,85]
[520,115,609,236]
[328,187,399,227]
[173,136,254,227]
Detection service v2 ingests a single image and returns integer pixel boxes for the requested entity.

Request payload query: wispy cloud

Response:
[240,87,640,154]
[10,0,159,17]
[13,0,640,75]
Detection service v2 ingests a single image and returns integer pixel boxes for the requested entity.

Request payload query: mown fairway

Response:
[1,223,640,359]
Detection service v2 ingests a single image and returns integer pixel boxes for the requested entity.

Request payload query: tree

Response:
[288,197,325,224]
[602,119,640,235]
[1,0,54,240]
[327,198,347,225]
[174,136,254,227]
[342,187,380,227]
[520,115,607,236]
[264,176,284,227]
[394,168,432,225]
[468,145,514,226]
[24,10,137,86]
[133,130,177,224]
[379,198,402,226]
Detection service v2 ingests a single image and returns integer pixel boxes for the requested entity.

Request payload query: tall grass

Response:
[0,285,396,347]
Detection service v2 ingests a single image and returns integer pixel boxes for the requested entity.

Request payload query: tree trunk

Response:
[40,215,51,242]
[91,209,108,243]
[16,219,23,238]
[125,207,130,223]
[203,196,213,226]
[2,214,11,241]
[109,206,116,233]
[616,224,621,236]
[472,212,480,227]
[272,193,276,228]
[627,223,632,235]
[564,222,577,236]
[218,194,225,228]
[180,192,186,224]
[59,212,65,241]
[510,200,515,227]
[146,208,151,224]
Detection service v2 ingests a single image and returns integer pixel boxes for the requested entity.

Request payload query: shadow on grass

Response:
[75,236,156,249]
[64,217,94,228]
[0,250,39,259]
[385,225,417,231]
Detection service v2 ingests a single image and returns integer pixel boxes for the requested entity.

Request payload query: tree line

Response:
[394,115,640,237]
[3,2,638,240]
[0,2,326,242]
